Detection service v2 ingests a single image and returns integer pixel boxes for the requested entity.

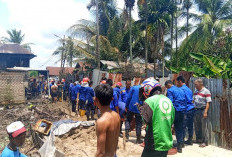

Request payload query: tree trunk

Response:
[171,0,174,68]
[160,26,165,79]
[129,7,133,64]
[175,0,178,66]
[145,0,148,77]
[154,27,159,78]
[96,0,100,70]
[186,0,189,37]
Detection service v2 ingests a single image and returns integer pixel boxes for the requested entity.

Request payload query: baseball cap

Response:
[7,121,26,138]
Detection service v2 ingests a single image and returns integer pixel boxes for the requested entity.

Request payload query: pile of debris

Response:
[0,100,67,156]
[0,100,144,157]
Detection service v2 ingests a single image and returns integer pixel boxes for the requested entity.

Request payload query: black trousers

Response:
[86,103,95,116]
[79,100,86,111]
[142,149,168,157]
[125,110,142,137]
[72,100,77,112]
[174,111,184,145]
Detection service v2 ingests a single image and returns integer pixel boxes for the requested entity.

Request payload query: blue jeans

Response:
[183,109,194,140]
[174,111,184,145]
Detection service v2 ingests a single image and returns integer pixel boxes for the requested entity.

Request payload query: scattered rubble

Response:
[0,99,144,157]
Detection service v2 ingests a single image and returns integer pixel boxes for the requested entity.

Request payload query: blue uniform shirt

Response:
[110,90,118,112]
[79,86,88,101]
[49,83,52,92]
[71,84,81,100]
[86,87,95,104]
[180,84,194,111]
[119,87,131,103]
[167,85,186,112]
[114,87,121,99]
[0,146,27,157]
[126,85,142,114]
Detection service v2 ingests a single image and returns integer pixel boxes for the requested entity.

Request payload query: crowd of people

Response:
[1,76,212,157]
[29,79,49,97]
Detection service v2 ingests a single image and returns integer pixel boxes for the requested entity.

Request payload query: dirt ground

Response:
[1,99,232,157]
[55,126,143,157]
[0,99,143,157]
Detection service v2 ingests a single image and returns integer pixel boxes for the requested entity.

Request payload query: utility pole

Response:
[96,0,100,70]
[61,35,65,74]
[54,34,66,76]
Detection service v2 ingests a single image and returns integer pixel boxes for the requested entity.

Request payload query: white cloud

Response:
[2,0,90,68]
[1,0,139,69]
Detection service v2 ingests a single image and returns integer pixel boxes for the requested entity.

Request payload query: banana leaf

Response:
[203,56,223,77]
[190,53,204,61]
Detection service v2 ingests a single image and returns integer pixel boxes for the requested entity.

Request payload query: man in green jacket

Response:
[138,78,175,157]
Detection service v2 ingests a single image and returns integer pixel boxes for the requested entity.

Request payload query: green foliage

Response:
[29,71,38,77]
[3,29,33,50]
[170,52,232,79]
[176,0,232,66]
[5,29,25,44]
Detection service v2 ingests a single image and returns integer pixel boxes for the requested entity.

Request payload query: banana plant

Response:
[170,52,232,79]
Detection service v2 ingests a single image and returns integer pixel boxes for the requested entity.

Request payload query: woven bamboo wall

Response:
[0,71,27,105]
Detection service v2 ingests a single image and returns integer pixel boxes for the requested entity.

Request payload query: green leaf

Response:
[203,56,223,77]
[190,53,204,61]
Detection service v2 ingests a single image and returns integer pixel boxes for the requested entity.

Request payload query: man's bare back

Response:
[51,85,58,93]
[96,110,120,157]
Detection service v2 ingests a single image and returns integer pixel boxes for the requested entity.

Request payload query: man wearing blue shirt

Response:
[79,80,89,115]
[69,80,74,101]
[125,84,143,144]
[165,80,186,153]
[176,76,195,146]
[106,79,119,113]
[114,82,122,99]
[86,81,95,120]
[119,80,131,103]
[71,82,81,113]
[1,121,27,157]
[118,80,131,136]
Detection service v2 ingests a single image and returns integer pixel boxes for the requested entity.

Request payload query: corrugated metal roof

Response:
[7,67,47,71]
[46,66,74,76]
[100,60,170,77]
[0,43,34,55]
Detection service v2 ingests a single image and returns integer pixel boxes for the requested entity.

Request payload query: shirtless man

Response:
[94,84,121,157]
[51,81,58,103]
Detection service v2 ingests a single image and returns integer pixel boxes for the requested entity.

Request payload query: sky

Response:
[0,0,139,69]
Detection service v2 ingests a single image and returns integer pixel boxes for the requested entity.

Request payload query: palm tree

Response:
[138,0,172,78]
[183,0,192,37]
[68,19,119,61]
[179,0,232,66]
[53,37,81,67]
[4,29,24,44]
[125,0,135,63]
[4,29,33,50]
[137,0,149,77]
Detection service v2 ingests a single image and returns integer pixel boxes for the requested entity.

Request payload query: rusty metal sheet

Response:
[190,77,232,149]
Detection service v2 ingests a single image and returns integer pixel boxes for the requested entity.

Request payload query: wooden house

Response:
[0,43,36,69]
